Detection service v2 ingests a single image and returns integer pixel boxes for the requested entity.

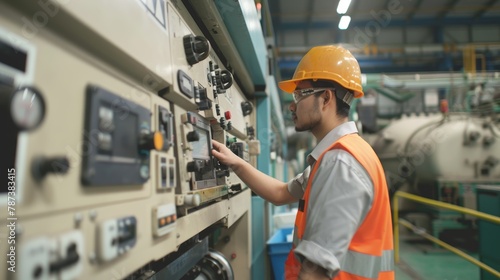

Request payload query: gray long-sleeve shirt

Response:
[287,121,374,278]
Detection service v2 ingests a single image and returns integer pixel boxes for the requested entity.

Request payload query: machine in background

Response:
[360,73,500,250]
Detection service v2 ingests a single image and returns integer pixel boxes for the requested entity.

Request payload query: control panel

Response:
[0,1,257,279]
[81,85,161,186]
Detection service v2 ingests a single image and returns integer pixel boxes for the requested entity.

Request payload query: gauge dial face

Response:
[10,87,45,131]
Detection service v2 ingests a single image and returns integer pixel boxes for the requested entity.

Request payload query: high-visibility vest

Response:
[285,134,394,280]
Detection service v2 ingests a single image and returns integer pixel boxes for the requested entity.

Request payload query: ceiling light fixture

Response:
[338,15,351,30]
[336,0,352,14]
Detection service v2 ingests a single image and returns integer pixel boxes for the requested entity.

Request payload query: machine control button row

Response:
[18,230,84,280]
[152,203,177,237]
[97,216,137,262]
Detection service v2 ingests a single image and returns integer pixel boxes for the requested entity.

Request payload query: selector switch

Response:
[214,69,233,94]
[209,62,233,95]
[98,216,137,262]
[183,35,210,65]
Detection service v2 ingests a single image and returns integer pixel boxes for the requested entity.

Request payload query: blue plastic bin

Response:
[267,228,293,280]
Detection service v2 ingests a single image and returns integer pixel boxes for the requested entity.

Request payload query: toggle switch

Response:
[31,156,70,181]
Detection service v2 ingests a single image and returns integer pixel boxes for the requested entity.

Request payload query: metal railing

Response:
[393,191,500,278]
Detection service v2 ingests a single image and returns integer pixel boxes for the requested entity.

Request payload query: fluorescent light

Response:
[338,15,351,30]
[337,0,352,14]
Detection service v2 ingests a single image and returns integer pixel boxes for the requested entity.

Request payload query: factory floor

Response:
[396,234,481,280]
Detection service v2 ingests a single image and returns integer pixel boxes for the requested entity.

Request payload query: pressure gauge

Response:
[10,86,45,131]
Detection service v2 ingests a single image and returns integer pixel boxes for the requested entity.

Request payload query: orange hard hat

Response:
[279,45,364,98]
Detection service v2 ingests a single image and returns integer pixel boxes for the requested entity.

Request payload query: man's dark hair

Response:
[309,80,351,118]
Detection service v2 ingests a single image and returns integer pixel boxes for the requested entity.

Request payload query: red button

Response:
[224,111,231,120]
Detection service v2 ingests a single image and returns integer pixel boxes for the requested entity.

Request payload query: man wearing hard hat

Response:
[212,45,394,280]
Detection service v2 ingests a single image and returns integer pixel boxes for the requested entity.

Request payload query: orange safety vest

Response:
[285,134,394,280]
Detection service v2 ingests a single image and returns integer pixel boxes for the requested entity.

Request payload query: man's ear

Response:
[323,89,334,105]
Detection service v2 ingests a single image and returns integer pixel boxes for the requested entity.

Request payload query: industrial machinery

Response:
[0,0,267,279]
[365,74,500,248]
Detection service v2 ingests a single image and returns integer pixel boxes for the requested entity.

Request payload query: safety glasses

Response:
[292,88,335,104]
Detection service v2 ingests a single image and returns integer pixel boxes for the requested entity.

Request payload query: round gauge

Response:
[10,86,45,131]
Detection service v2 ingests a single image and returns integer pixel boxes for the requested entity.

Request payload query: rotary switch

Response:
[183,35,210,65]
[2,86,46,132]
[215,69,233,93]
[186,130,200,142]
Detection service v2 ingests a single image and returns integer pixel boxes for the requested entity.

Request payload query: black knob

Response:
[32,156,70,181]
[241,101,253,116]
[183,35,209,65]
[187,161,203,173]
[229,183,242,192]
[186,130,200,142]
[227,121,232,131]
[215,70,233,92]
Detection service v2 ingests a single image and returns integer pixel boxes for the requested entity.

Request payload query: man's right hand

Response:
[211,139,243,170]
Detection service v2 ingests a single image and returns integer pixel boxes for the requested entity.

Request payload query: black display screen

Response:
[0,40,27,72]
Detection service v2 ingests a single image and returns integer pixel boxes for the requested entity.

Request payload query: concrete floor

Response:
[396,235,481,280]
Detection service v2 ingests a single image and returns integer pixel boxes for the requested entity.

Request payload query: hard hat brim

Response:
[278,79,302,93]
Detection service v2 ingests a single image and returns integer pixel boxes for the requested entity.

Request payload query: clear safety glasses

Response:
[292,88,335,104]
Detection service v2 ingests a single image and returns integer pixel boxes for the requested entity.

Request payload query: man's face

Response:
[289,81,323,132]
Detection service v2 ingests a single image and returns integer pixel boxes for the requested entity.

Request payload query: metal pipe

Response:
[399,219,500,279]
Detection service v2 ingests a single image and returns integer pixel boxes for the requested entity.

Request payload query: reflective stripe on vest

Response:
[285,133,394,280]
[341,249,394,279]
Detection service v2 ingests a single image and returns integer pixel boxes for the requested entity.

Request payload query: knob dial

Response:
[9,87,46,131]
[215,70,233,92]
[183,35,210,65]
[186,130,200,142]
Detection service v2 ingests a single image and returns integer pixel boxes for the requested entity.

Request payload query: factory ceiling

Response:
[266,0,500,77]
